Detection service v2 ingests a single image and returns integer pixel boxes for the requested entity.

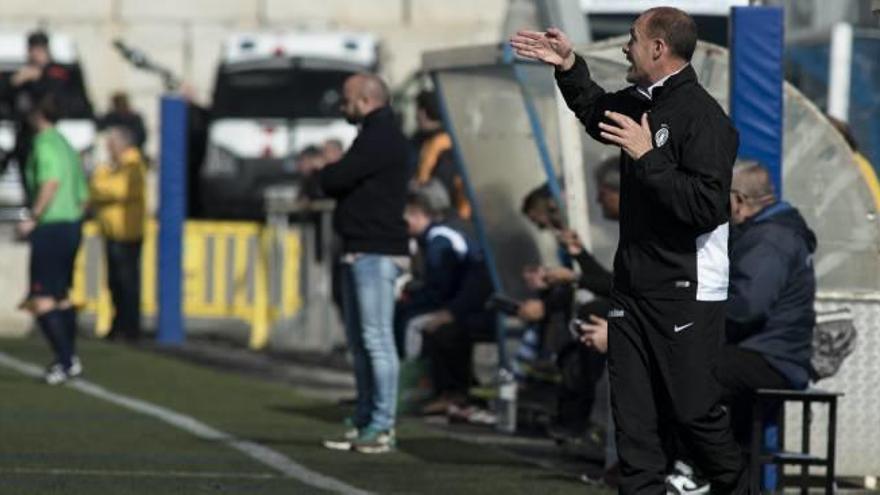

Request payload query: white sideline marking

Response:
[0,351,369,495]
[2,467,279,480]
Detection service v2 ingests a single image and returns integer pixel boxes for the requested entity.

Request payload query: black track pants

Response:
[607,291,751,494]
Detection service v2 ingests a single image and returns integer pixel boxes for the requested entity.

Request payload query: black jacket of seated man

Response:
[714,200,817,445]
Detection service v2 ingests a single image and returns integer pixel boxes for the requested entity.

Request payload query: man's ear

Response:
[652,38,665,60]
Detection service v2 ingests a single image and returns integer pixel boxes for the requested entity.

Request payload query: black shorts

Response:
[29,221,82,300]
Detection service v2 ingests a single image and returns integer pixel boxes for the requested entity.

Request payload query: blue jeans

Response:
[342,255,401,431]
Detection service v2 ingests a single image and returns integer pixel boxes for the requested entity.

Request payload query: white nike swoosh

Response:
[674,322,694,333]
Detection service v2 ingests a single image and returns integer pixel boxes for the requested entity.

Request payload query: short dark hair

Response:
[111,91,131,113]
[27,30,49,49]
[416,90,441,122]
[643,7,698,62]
[520,183,555,215]
[33,95,60,123]
[298,145,323,158]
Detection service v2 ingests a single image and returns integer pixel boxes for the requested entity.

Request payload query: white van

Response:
[200,31,379,219]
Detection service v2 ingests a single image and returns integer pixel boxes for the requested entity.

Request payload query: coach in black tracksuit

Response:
[512,7,749,494]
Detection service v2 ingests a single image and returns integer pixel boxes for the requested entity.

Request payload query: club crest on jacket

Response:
[655,126,670,147]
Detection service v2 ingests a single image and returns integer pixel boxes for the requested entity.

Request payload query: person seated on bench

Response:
[546,158,619,445]
[715,159,817,447]
[579,161,817,490]
[396,182,493,415]
[514,177,612,372]
[515,181,576,364]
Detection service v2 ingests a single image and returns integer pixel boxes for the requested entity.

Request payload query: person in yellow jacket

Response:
[828,115,880,217]
[90,126,146,342]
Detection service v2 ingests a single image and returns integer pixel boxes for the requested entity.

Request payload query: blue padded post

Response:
[763,414,781,490]
[157,96,188,344]
[731,10,786,489]
[730,6,785,195]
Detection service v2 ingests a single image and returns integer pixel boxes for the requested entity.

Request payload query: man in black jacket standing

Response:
[512,7,749,493]
[319,74,409,454]
[0,31,92,186]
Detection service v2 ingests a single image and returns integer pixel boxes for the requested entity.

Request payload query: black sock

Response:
[37,310,72,368]
[60,307,78,356]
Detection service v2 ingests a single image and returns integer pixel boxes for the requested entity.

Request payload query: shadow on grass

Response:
[524,472,613,493]
[0,372,42,385]
[397,437,530,468]
[267,403,349,426]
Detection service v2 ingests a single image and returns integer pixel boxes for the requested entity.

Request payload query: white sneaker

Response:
[322,427,360,451]
[44,364,68,386]
[351,428,397,454]
[666,461,710,495]
[666,474,710,495]
[68,356,83,378]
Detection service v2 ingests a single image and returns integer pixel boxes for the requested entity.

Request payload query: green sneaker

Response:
[351,427,396,454]
[322,419,360,451]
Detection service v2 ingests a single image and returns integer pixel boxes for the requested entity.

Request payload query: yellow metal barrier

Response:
[70,220,302,349]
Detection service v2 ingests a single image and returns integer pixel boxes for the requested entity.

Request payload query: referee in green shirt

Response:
[17,96,88,385]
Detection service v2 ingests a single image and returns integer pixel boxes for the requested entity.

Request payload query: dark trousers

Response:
[554,298,613,433]
[713,346,791,447]
[607,292,749,494]
[556,342,607,434]
[106,240,142,341]
[423,322,472,397]
[422,311,495,397]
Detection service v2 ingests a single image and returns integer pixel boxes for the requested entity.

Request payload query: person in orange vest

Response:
[412,90,471,220]
[90,126,147,342]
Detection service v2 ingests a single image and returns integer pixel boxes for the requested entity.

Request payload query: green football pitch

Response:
[0,336,607,494]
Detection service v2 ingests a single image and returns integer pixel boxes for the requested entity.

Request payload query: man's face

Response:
[27,46,50,67]
[526,203,555,230]
[340,78,362,124]
[597,185,620,221]
[404,205,430,237]
[622,15,656,86]
[416,107,440,132]
[296,152,321,174]
[106,131,124,161]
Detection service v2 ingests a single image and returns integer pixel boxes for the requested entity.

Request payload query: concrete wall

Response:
[0,225,34,338]
[0,0,507,156]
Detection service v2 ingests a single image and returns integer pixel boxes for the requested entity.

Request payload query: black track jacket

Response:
[556,55,738,301]
[319,106,409,255]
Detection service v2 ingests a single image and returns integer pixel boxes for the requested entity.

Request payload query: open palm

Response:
[509,28,573,68]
